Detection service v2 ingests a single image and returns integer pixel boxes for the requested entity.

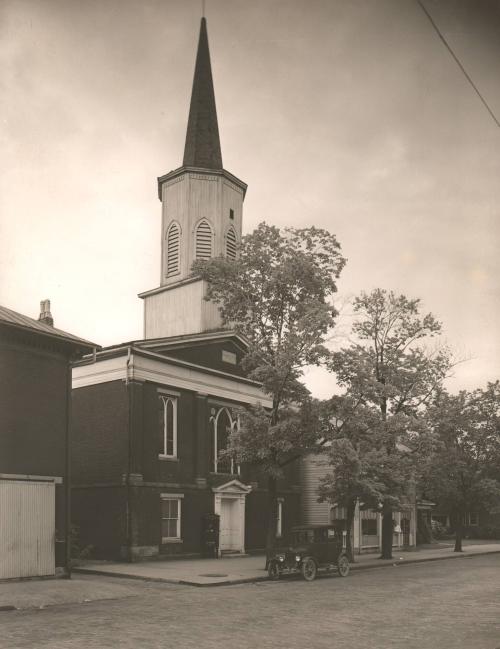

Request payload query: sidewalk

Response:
[73,540,500,587]
[0,574,148,612]
[1,541,499,612]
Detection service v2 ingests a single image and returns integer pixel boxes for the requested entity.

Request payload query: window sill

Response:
[159,456,179,462]
[161,538,183,544]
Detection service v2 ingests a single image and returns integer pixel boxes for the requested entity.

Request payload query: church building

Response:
[71,18,301,561]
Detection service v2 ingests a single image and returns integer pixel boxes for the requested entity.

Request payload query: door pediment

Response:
[212,479,252,495]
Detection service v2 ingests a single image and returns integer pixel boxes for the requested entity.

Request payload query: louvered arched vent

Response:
[195,220,213,259]
[226,227,237,261]
[166,222,180,277]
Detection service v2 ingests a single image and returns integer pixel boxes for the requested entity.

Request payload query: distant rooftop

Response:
[0,304,97,351]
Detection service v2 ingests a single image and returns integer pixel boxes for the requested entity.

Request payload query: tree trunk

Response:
[380,508,393,560]
[345,500,356,563]
[265,475,277,569]
[454,510,463,552]
[378,391,393,560]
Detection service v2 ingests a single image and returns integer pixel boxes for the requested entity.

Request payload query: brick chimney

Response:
[38,299,54,326]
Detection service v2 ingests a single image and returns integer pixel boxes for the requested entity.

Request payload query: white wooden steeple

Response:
[139,17,247,339]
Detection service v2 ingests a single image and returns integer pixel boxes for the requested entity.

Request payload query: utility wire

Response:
[417,0,500,128]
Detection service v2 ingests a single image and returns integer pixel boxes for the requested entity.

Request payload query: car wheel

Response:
[337,554,350,577]
[268,560,281,580]
[301,557,317,582]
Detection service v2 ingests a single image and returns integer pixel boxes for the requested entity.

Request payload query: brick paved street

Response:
[1,555,499,649]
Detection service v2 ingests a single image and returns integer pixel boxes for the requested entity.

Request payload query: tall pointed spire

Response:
[183,17,223,170]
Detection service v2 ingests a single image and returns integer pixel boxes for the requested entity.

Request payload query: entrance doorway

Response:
[212,479,252,555]
[219,498,240,551]
[401,517,410,547]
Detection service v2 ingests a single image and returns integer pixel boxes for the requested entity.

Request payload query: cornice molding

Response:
[72,352,272,407]
[157,166,247,199]
[138,275,202,298]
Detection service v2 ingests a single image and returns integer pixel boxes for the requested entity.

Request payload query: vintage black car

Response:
[268,524,350,581]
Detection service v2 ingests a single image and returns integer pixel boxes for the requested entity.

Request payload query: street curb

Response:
[179,576,270,587]
[72,566,270,587]
[349,549,500,572]
[72,549,500,587]
[72,567,183,585]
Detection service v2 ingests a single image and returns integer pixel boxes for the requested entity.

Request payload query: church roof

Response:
[182,17,223,170]
[136,329,250,353]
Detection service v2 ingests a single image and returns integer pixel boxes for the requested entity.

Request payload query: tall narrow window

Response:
[166,222,181,277]
[330,506,347,521]
[158,395,177,458]
[276,499,284,538]
[161,496,182,541]
[195,220,213,259]
[226,227,237,261]
[211,407,239,474]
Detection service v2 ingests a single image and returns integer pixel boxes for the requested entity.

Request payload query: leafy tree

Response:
[425,383,500,552]
[317,396,419,561]
[316,397,385,561]
[193,222,346,561]
[325,289,451,559]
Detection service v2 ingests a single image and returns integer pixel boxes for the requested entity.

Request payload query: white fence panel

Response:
[0,480,55,579]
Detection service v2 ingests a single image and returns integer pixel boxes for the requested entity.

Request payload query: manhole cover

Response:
[199,573,228,578]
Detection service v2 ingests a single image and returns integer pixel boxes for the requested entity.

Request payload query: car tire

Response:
[301,557,317,582]
[337,553,350,577]
[268,560,281,580]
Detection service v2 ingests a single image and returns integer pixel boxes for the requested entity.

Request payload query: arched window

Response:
[166,222,181,277]
[210,407,239,474]
[226,227,237,261]
[195,219,213,260]
[158,395,177,457]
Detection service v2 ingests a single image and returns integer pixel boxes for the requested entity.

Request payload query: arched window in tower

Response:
[226,227,237,261]
[210,407,240,474]
[166,222,181,277]
[195,219,213,260]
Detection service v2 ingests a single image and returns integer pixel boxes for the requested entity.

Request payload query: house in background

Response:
[430,507,499,539]
[0,301,96,580]
[300,452,417,553]
[70,17,301,561]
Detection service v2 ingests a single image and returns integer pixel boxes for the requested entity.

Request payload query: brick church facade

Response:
[71,18,301,561]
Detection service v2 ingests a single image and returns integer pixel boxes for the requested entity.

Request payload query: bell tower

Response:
[139,17,247,339]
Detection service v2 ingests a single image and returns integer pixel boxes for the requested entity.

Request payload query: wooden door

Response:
[402,517,410,547]
[219,498,238,551]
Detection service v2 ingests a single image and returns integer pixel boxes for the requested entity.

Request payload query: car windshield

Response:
[291,528,335,545]
[292,530,314,545]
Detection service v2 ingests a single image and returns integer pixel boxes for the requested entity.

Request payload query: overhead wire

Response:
[417,0,500,128]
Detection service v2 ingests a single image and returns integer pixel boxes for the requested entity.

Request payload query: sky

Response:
[1,0,499,399]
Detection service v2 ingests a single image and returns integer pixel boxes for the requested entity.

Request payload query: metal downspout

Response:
[125,347,132,562]
[65,356,73,578]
